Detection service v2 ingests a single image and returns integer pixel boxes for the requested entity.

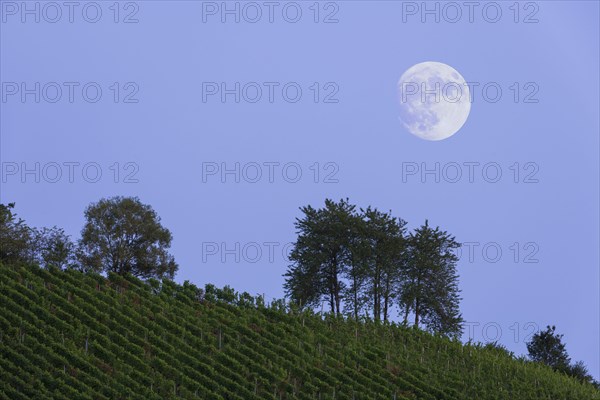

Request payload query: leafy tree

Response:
[285,199,356,315]
[341,206,370,320]
[286,200,464,335]
[527,327,599,387]
[360,207,407,322]
[0,203,33,263]
[567,361,596,386]
[32,226,76,269]
[78,196,178,279]
[399,220,463,338]
[526,325,570,372]
[284,205,326,310]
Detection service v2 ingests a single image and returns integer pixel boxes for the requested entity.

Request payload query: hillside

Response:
[0,262,597,399]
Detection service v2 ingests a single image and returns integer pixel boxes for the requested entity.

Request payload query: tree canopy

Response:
[284,198,463,338]
[526,325,571,372]
[79,196,178,279]
[0,203,32,263]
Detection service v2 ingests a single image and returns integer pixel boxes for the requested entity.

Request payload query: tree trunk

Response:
[331,255,342,316]
[373,256,381,322]
[329,289,335,314]
[383,291,389,323]
[403,304,409,325]
[414,297,420,329]
[353,273,359,320]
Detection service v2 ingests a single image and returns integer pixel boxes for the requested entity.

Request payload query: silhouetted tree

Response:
[567,361,596,386]
[341,211,370,321]
[0,203,33,263]
[285,200,464,337]
[78,196,177,279]
[399,220,463,338]
[360,207,407,322]
[284,204,326,310]
[285,199,356,315]
[527,326,599,386]
[526,325,570,372]
[32,226,76,269]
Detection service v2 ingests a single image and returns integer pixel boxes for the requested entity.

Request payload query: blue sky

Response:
[2,1,599,379]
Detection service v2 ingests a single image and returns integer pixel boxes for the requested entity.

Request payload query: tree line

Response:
[0,197,177,279]
[2,196,465,337]
[284,198,463,338]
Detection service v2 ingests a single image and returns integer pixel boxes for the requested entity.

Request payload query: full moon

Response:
[397,61,471,141]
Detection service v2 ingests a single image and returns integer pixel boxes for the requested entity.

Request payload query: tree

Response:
[566,361,596,386]
[341,211,370,321]
[0,203,33,263]
[285,199,356,315]
[284,205,326,311]
[285,200,464,333]
[32,226,76,269]
[360,207,407,322]
[399,220,463,338]
[526,325,570,373]
[78,196,178,279]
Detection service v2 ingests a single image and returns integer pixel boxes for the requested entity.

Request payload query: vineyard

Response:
[0,262,597,399]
